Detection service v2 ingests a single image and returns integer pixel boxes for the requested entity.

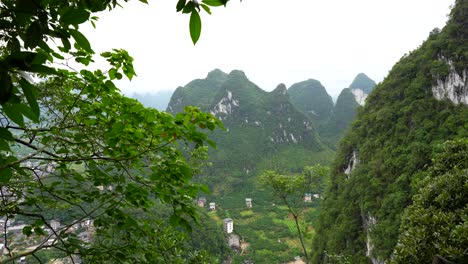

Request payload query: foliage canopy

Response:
[0,0,230,262]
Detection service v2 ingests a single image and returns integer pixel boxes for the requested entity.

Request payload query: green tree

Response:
[392,138,468,264]
[0,0,231,262]
[259,165,330,264]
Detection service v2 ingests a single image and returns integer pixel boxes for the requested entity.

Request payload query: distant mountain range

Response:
[165,69,375,200]
[129,90,173,110]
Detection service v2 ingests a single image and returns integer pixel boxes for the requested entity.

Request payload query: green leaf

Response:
[19,78,40,119]
[206,139,216,148]
[0,70,12,104]
[202,0,225,7]
[34,226,46,236]
[180,164,192,178]
[61,37,71,51]
[189,10,202,45]
[3,103,25,126]
[176,0,187,12]
[0,139,11,151]
[16,103,39,123]
[22,226,33,236]
[182,1,195,14]
[200,184,210,194]
[16,0,37,24]
[201,4,211,14]
[27,64,57,75]
[24,21,42,49]
[0,167,13,184]
[0,128,15,141]
[60,8,90,25]
[169,214,180,226]
[69,29,93,53]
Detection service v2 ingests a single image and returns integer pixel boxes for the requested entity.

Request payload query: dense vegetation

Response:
[0,0,233,263]
[319,88,361,149]
[392,138,468,263]
[288,79,334,126]
[312,0,468,262]
[167,70,334,200]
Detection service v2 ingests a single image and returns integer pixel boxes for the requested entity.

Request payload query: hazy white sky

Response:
[83,0,454,98]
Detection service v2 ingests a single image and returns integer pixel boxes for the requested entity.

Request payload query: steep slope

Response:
[319,88,360,147]
[288,79,334,125]
[312,1,468,263]
[319,74,376,148]
[167,69,228,113]
[167,70,332,199]
[349,72,375,91]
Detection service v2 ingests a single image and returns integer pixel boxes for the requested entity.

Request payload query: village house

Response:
[304,193,312,202]
[224,218,234,234]
[50,219,61,230]
[197,197,206,207]
[209,202,216,211]
[245,198,252,208]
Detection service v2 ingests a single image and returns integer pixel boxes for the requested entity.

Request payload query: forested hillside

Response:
[319,73,376,148]
[288,79,334,126]
[167,70,333,199]
[312,0,468,262]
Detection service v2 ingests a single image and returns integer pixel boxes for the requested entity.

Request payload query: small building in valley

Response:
[304,193,312,202]
[245,198,252,208]
[224,218,234,234]
[209,202,216,211]
[197,197,206,207]
[50,219,61,230]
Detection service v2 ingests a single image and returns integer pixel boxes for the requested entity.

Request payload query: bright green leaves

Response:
[101,49,136,80]
[190,10,202,44]
[0,0,228,262]
[176,0,231,44]
[392,138,468,263]
[202,0,228,7]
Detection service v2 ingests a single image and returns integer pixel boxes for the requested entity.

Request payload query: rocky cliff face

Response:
[311,1,468,262]
[431,55,468,105]
[349,73,376,106]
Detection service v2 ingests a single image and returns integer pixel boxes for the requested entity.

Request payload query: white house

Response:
[197,197,206,207]
[224,218,233,234]
[50,219,61,230]
[209,202,216,211]
[245,198,252,208]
